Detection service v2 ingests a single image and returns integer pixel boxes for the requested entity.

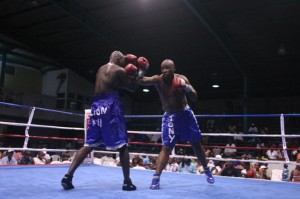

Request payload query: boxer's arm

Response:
[137,75,160,86]
[174,75,198,102]
[118,68,139,92]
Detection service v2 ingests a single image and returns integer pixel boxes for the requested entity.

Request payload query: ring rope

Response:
[127,130,300,138]
[0,146,299,166]
[0,101,84,117]
[0,133,84,141]
[0,121,84,131]
[1,133,298,151]
[92,150,300,166]
[1,102,300,167]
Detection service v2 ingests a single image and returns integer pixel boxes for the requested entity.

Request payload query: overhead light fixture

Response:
[142,88,149,92]
[211,73,220,88]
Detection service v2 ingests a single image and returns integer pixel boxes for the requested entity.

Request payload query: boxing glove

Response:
[172,76,191,93]
[137,56,149,77]
[124,63,138,78]
[125,54,137,65]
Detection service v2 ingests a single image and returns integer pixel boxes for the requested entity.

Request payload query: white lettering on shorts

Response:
[92,118,102,127]
[90,106,106,127]
[168,115,175,143]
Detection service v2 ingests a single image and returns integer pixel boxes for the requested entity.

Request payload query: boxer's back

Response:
[94,63,122,94]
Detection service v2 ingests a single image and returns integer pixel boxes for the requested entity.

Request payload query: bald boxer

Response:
[137,59,214,189]
[61,51,139,191]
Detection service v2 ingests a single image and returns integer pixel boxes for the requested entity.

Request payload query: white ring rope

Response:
[128,130,300,138]
[0,121,84,131]
[1,120,299,138]
[93,150,300,166]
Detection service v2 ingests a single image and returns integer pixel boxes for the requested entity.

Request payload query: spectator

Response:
[289,154,300,183]
[258,165,268,179]
[33,151,47,164]
[19,151,34,165]
[266,144,280,160]
[42,148,52,164]
[133,158,146,170]
[282,164,289,181]
[224,139,237,158]
[142,155,150,169]
[178,158,196,173]
[165,157,179,172]
[131,155,143,167]
[0,149,17,165]
[248,123,258,134]
[99,153,117,167]
[217,161,240,177]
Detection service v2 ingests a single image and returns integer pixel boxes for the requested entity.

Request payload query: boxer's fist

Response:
[125,54,137,65]
[172,76,191,93]
[124,63,138,78]
[137,56,149,77]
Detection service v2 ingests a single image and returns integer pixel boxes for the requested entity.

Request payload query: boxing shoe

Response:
[150,174,160,190]
[204,167,215,184]
[122,179,136,191]
[61,174,74,190]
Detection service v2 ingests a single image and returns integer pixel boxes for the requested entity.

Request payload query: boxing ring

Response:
[0,101,300,199]
[1,164,299,199]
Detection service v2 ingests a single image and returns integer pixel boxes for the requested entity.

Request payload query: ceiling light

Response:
[211,73,220,88]
[142,88,149,92]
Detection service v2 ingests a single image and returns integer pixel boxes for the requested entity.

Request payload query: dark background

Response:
[1,0,300,100]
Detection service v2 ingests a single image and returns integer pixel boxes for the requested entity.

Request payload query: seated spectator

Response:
[212,147,222,156]
[61,150,74,162]
[0,149,17,165]
[131,154,143,167]
[257,165,268,179]
[207,160,217,175]
[13,150,23,162]
[217,161,240,177]
[248,123,258,134]
[142,155,150,169]
[224,139,237,158]
[241,152,253,160]
[196,162,204,174]
[99,153,117,167]
[205,148,213,157]
[19,151,34,165]
[289,155,300,183]
[42,148,52,164]
[133,158,146,170]
[228,123,237,133]
[266,144,280,160]
[33,151,47,164]
[147,133,161,143]
[165,157,179,172]
[178,158,196,173]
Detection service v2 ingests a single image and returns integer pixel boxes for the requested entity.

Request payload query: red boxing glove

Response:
[137,56,149,77]
[124,63,138,78]
[125,54,137,65]
[172,76,191,93]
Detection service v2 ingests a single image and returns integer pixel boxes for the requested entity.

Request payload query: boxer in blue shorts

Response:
[61,51,149,191]
[138,59,214,190]
[161,106,201,147]
[86,92,128,150]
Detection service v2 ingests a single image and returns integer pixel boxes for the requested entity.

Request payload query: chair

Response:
[51,155,61,162]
